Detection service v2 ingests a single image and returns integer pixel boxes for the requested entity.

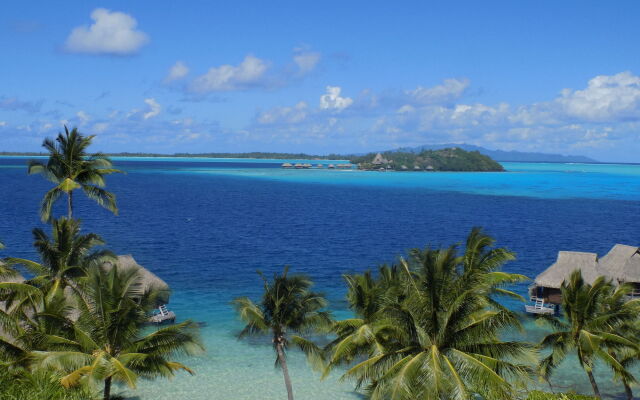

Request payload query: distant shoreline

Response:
[0,153,636,166]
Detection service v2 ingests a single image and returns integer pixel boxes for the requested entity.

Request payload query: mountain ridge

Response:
[392,144,597,163]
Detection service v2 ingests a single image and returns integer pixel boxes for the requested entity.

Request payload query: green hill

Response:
[350,147,504,171]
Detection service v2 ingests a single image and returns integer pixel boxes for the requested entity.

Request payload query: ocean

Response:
[1,157,639,399]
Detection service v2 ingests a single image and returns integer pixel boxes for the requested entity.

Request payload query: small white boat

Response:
[524,298,555,315]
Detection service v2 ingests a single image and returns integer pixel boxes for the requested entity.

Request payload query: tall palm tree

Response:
[34,264,202,400]
[4,217,112,298]
[232,267,332,400]
[539,271,639,398]
[28,126,121,222]
[327,228,534,400]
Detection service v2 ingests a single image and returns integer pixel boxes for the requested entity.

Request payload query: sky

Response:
[1,1,640,162]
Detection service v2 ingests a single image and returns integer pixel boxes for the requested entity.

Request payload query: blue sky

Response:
[1,1,640,161]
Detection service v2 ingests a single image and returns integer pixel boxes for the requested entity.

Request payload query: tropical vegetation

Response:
[539,270,640,399]
[28,126,121,221]
[324,228,534,399]
[351,147,505,171]
[233,267,332,400]
[0,126,202,400]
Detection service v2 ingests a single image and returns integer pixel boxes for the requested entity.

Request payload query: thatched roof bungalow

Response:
[281,162,293,168]
[531,245,640,304]
[530,251,600,304]
[372,153,389,165]
[103,255,171,305]
[600,244,640,295]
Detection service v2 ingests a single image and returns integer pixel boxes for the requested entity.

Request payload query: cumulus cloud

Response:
[319,86,353,111]
[165,61,189,83]
[555,71,640,121]
[143,98,161,119]
[189,55,268,93]
[64,8,149,55]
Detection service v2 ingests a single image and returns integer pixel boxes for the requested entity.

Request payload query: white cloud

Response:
[64,8,149,55]
[320,86,353,111]
[257,102,308,125]
[165,61,189,83]
[407,78,469,105]
[189,55,268,93]
[293,49,321,75]
[556,71,640,121]
[143,98,161,119]
[0,121,6,127]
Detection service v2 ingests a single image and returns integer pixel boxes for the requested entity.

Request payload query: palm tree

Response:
[28,126,121,222]
[600,287,640,400]
[324,265,403,379]
[34,264,202,400]
[232,267,332,400]
[327,228,534,400]
[539,271,639,398]
[4,217,112,298]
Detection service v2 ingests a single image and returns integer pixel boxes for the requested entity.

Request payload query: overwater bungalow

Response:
[281,162,293,169]
[600,244,640,297]
[0,255,174,324]
[294,163,304,169]
[529,251,600,305]
[528,244,640,313]
[316,164,323,168]
[328,164,335,169]
[103,255,175,323]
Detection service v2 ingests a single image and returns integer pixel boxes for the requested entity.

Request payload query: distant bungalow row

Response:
[526,244,640,314]
[281,153,435,171]
[281,162,353,169]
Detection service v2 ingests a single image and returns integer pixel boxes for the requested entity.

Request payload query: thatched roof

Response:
[600,244,640,283]
[103,255,171,304]
[534,251,600,288]
[372,153,388,165]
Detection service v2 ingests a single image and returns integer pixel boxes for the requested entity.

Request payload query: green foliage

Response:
[0,367,97,400]
[325,228,533,400]
[350,147,505,171]
[538,271,640,397]
[28,126,121,221]
[34,265,202,398]
[233,267,332,399]
[526,390,597,400]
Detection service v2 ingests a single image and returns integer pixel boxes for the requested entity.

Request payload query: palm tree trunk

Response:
[67,191,73,219]
[586,370,601,398]
[275,338,294,400]
[103,376,112,400]
[623,381,633,400]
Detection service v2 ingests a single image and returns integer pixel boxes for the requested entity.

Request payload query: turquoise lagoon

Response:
[0,158,639,399]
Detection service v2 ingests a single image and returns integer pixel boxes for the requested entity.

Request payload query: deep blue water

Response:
[1,157,639,399]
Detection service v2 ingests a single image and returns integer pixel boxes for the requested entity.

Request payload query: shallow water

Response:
[1,157,639,399]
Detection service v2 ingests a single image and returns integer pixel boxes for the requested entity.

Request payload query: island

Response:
[350,147,505,172]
